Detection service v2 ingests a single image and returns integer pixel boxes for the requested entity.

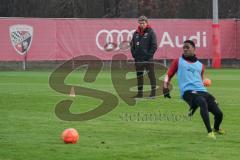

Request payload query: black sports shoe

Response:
[132,93,143,99]
[149,92,156,99]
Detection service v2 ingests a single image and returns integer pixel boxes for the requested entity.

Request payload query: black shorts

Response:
[183,90,216,110]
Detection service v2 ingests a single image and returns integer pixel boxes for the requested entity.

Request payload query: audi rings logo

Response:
[96,29,135,51]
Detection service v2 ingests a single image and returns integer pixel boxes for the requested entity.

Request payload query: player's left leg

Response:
[193,96,213,133]
[206,93,225,135]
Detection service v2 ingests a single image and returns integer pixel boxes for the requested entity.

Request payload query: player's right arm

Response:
[130,32,136,58]
[163,58,179,98]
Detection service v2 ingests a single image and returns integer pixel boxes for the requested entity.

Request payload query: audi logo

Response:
[96,29,135,51]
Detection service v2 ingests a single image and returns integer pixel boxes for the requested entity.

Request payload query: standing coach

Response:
[130,15,157,98]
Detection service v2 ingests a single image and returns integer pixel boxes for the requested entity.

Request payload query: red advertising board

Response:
[0,18,238,61]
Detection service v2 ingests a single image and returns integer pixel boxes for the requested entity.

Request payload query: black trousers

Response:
[183,91,223,133]
[134,60,156,94]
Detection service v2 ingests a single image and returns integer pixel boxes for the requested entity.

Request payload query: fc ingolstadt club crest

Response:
[9,24,33,55]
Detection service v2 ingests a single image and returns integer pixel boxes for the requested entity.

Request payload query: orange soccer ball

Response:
[203,78,212,87]
[61,128,79,144]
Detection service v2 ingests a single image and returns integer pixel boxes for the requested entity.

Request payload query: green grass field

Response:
[0,69,240,160]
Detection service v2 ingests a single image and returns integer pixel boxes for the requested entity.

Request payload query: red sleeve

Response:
[201,64,205,80]
[164,58,178,88]
[167,58,178,81]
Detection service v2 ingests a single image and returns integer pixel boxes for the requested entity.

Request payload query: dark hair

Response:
[138,15,148,22]
[184,40,195,48]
